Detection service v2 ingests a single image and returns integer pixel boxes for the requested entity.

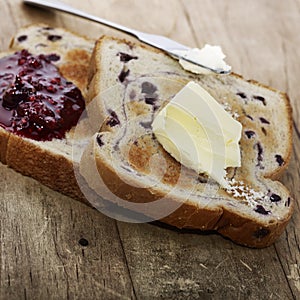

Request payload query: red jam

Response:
[0,50,85,141]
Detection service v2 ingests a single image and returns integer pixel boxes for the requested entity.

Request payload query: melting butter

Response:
[152,81,242,187]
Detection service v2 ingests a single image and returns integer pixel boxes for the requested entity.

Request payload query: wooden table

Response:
[0,0,299,299]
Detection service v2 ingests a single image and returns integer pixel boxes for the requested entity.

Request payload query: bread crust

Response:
[88,137,293,248]
[5,134,86,202]
[0,129,9,165]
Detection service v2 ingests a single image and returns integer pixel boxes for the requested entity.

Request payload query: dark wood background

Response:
[0,0,299,299]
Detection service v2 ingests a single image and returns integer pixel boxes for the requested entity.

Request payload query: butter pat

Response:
[174,44,231,75]
[152,81,242,187]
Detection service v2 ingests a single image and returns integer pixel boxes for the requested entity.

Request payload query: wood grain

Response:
[0,0,299,299]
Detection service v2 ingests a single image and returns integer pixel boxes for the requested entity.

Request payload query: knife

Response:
[24,0,231,75]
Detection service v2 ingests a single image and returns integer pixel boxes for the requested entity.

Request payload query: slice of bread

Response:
[81,36,294,247]
[0,24,95,202]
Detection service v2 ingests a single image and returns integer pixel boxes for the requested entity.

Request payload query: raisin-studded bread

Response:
[81,36,293,247]
[0,24,95,201]
[10,24,93,95]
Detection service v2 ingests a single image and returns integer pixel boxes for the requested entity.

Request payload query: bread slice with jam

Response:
[80,36,293,248]
[0,24,95,202]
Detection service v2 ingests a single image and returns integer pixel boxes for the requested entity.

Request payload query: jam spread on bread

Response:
[0,50,85,141]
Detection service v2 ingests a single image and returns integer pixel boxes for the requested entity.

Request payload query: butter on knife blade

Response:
[152,81,242,187]
[173,44,231,75]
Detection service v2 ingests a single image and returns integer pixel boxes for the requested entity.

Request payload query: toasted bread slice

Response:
[80,36,293,247]
[0,24,95,201]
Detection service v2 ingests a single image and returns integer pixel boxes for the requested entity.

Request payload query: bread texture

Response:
[81,36,294,247]
[0,24,95,201]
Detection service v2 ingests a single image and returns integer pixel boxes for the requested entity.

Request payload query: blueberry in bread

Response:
[80,36,293,248]
[0,24,94,201]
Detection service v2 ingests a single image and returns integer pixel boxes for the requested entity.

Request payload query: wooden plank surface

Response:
[0,0,299,299]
